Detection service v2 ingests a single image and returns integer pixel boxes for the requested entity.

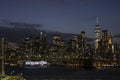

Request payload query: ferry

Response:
[25,61,49,68]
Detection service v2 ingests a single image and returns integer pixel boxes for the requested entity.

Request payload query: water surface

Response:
[5,66,120,80]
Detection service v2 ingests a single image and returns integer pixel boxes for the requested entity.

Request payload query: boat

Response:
[25,61,49,68]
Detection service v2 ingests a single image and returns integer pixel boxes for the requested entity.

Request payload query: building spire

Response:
[96,16,99,25]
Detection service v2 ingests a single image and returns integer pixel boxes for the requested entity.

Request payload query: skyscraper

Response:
[101,30,108,46]
[94,17,101,50]
[81,31,86,52]
[52,35,62,46]
[108,33,114,53]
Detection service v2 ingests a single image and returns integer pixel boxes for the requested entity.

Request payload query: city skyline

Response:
[0,25,119,69]
[0,0,120,37]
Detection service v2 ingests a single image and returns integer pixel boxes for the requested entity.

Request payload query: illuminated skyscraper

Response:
[24,37,30,51]
[81,31,86,52]
[72,35,79,50]
[107,32,115,61]
[101,30,115,60]
[40,32,43,40]
[101,30,108,55]
[52,35,62,46]
[108,33,114,53]
[108,33,112,45]
[38,32,47,54]
[101,30,108,46]
[94,17,101,50]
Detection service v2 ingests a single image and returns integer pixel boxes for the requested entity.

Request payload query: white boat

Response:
[25,61,49,68]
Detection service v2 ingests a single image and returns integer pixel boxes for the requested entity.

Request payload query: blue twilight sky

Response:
[0,0,120,37]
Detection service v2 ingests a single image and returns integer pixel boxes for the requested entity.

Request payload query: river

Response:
[5,66,120,80]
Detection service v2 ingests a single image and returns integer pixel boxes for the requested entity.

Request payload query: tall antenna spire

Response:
[96,16,99,25]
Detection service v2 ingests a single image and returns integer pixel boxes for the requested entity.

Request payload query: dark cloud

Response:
[0,20,43,29]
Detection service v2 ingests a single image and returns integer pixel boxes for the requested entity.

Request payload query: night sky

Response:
[0,0,120,37]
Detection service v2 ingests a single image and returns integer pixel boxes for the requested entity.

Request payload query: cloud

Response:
[0,20,43,29]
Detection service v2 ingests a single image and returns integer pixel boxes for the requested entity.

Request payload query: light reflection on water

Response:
[6,66,120,80]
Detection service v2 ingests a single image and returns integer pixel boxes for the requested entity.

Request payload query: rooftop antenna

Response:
[96,16,99,25]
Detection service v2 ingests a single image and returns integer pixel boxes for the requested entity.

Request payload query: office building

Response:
[94,17,101,50]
